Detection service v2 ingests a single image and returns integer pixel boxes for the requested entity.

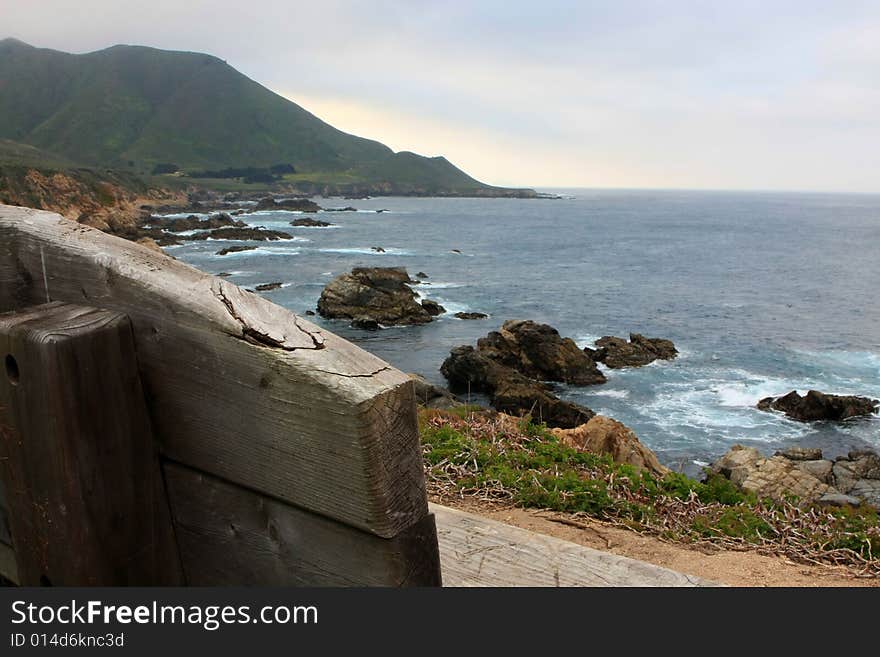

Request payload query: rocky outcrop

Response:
[216,245,258,256]
[145,213,246,231]
[188,226,292,241]
[290,218,333,227]
[350,317,379,330]
[317,267,433,326]
[492,375,595,429]
[477,320,606,385]
[585,333,677,369]
[710,445,880,507]
[455,312,488,320]
[421,299,446,316]
[440,320,605,428]
[255,282,283,291]
[409,374,460,409]
[253,197,321,212]
[551,416,669,477]
[757,390,879,422]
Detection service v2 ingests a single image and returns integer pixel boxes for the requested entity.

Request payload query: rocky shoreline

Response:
[68,193,880,511]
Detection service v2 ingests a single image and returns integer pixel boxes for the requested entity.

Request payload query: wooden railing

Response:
[0,205,441,586]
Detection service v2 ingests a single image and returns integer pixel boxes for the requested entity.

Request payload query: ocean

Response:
[166,189,880,475]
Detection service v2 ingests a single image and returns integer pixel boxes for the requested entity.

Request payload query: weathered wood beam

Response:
[0,206,428,539]
[432,504,719,587]
[165,462,441,586]
[0,302,182,585]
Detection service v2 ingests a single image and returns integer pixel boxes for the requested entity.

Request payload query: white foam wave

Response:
[575,335,603,349]
[588,389,630,399]
[411,282,464,290]
[317,247,413,256]
[216,246,303,257]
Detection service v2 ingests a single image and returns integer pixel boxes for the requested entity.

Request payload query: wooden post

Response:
[0,302,183,585]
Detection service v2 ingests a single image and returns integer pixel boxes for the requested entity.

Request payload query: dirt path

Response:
[434,498,878,587]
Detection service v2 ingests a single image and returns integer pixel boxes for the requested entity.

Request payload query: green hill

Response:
[0,38,534,196]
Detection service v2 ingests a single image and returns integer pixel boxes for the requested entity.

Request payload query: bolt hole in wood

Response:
[5,354,19,385]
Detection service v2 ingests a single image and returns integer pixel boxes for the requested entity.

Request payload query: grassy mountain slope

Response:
[0,38,531,195]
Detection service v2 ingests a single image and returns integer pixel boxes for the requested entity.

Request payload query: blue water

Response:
[168,189,880,475]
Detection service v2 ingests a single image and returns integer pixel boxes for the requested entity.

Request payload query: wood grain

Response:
[0,302,182,585]
[0,206,428,539]
[165,461,441,586]
[432,504,719,587]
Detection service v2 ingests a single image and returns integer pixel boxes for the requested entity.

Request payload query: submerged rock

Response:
[255,282,283,291]
[757,390,878,422]
[454,312,488,320]
[188,226,292,241]
[290,218,333,227]
[216,245,258,256]
[253,197,321,212]
[317,267,433,326]
[586,333,678,369]
[350,316,380,330]
[551,416,669,477]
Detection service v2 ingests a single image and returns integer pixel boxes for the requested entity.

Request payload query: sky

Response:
[4,1,880,192]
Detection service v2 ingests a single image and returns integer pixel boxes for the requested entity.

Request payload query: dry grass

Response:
[420,407,880,578]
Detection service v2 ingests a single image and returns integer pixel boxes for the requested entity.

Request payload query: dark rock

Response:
[440,346,503,393]
[351,317,380,330]
[143,212,247,232]
[216,245,258,256]
[440,321,602,429]
[323,206,357,212]
[290,218,333,227]
[304,310,316,316]
[217,272,232,278]
[777,447,824,461]
[451,249,462,254]
[255,282,283,292]
[375,209,388,213]
[416,272,429,279]
[317,267,433,326]
[492,376,595,429]
[421,299,446,316]
[371,246,386,253]
[477,320,606,385]
[189,227,292,241]
[590,333,678,369]
[254,197,321,212]
[455,312,489,320]
[409,374,460,409]
[757,390,879,422]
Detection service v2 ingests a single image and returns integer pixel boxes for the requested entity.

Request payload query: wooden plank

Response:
[0,206,428,539]
[0,302,182,585]
[164,462,442,586]
[432,505,719,587]
[0,543,18,585]
[0,478,11,547]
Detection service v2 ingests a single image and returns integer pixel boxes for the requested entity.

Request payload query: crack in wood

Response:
[214,283,324,351]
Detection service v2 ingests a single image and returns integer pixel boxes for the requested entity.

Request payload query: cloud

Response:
[4,0,880,191]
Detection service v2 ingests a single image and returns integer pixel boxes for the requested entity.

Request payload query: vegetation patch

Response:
[420,408,880,577]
